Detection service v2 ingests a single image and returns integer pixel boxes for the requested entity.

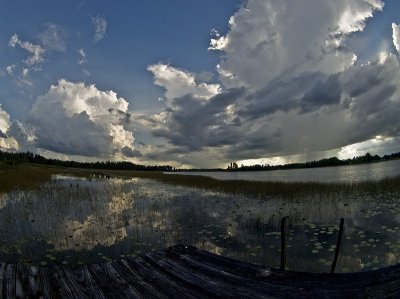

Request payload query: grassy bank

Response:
[128,171,400,197]
[0,164,92,193]
[1,163,400,196]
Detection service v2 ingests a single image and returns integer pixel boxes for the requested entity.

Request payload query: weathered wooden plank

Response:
[87,263,138,298]
[39,267,63,299]
[15,264,44,298]
[2,244,400,298]
[60,267,90,299]
[144,251,271,299]
[87,263,127,298]
[66,266,106,299]
[168,245,265,279]
[0,263,5,298]
[167,245,398,297]
[157,249,313,298]
[124,256,204,299]
[112,259,167,298]
[161,249,291,298]
[5,264,16,299]
[54,266,80,299]
[102,262,143,298]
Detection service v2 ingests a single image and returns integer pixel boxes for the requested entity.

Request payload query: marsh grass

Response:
[125,171,400,199]
[0,164,92,193]
[1,163,400,198]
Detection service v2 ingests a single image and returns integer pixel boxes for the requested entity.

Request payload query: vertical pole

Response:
[330,218,345,274]
[280,217,288,271]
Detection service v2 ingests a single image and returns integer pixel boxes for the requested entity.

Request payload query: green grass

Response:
[1,163,399,197]
[0,164,92,193]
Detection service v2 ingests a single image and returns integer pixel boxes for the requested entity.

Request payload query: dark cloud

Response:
[300,74,342,113]
[31,104,112,157]
[108,108,132,124]
[152,88,245,151]
[121,146,142,158]
[147,54,400,166]
[0,130,7,138]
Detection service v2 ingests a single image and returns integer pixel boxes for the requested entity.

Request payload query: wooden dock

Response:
[1,244,400,298]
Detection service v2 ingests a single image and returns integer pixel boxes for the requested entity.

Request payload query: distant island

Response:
[0,150,174,171]
[224,152,400,172]
[0,150,399,172]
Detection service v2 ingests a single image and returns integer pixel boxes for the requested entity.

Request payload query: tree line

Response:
[0,151,174,171]
[227,152,400,171]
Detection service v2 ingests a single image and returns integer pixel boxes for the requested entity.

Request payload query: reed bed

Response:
[1,163,400,198]
[127,171,400,198]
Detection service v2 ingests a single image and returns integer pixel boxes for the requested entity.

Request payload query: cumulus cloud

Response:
[0,105,19,150]
[209,0,383,90]
[393,23,400,54]
[29,80,137,158]
[144,0,400,167]
[9,34,45,66]
[91,16,107,42]
[148,63,221,105]
[37,23,67,52]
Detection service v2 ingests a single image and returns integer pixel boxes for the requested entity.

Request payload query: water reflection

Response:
[174,159,400,183]
[0,176,399,272]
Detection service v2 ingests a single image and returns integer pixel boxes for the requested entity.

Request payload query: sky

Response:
[1,0,400,168]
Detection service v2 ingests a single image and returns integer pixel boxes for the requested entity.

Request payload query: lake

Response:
[173,159,400,183]
[1,166,400,273]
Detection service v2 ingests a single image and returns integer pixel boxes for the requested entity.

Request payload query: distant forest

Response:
[0,151,174,171]
[226,152,400,171]
[0,150,399,172]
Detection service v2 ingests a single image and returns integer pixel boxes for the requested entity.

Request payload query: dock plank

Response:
[66,266,106,299]
[88,263,134,298]
[1,244,400,298]
[112,259,167,298]
[102,261,143,298]
[0,263,5,298]
[124,256,206,298]
[15,264,43,298]
[39,267,63,299]
[150,250,279,298]
[5,264,16,299]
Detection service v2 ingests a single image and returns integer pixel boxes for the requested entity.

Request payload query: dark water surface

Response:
[0,173,400,272]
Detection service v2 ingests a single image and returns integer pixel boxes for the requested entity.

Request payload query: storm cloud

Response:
[144,0,400,167]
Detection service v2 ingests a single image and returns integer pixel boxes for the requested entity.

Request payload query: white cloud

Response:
[336,0,383,34]
[338,136,400,159]
[0,105,19,150]
[147,63,221,105]
[22,68,29,77]
[145,0,400,167]
[209,0,384,90]
[393,23,400,54]
[91,16,108,42]
[78,48,87,64]
[6,65,15,75]
[29,80,136,158]
[9,34,45,66]
[37,23,67,52]
[0,106,11,134]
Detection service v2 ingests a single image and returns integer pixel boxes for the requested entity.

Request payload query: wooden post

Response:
[331,218,345,274]
[280,217,288,271]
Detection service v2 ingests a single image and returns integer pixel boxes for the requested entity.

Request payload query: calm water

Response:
[0,172,400,273]
[174,160,400,183]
